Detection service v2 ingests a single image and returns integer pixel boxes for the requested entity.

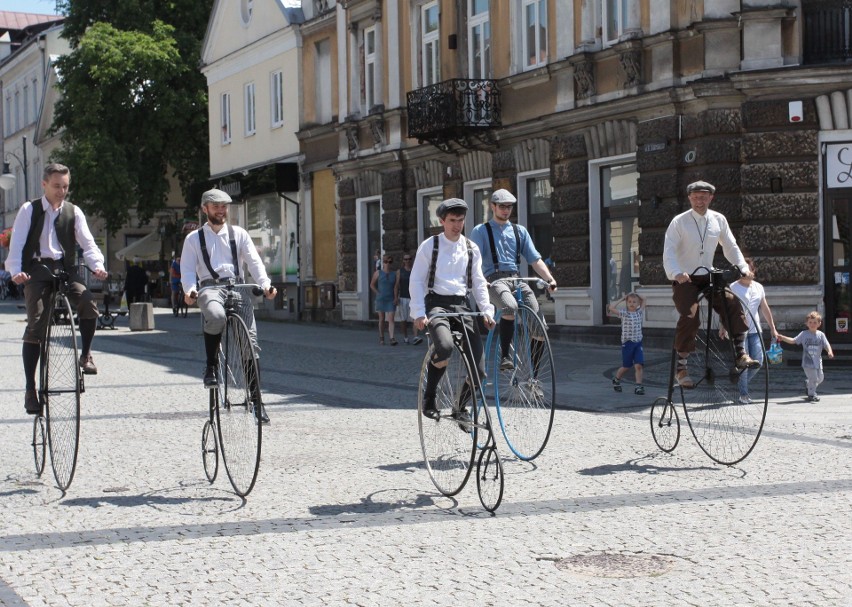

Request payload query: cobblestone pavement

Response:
[0,302,850,606]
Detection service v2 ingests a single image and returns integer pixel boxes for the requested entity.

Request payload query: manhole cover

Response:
[553,552,678,578]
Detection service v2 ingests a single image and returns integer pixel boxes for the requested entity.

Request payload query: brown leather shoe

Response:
[79,354,98,375]
[675,369,694,389]
[735,354,761,370]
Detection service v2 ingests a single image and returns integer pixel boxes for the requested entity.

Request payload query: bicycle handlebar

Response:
[193,282,264,299]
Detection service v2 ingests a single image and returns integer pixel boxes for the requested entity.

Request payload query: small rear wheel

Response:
[650,397,680,453]
[32,416,46,476]
[201,417,218,483]
[476,445,504,513]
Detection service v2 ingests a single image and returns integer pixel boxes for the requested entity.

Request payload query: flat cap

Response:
[436,198,468,218]
[201,188,233,204]
[686,180,715,194]
[490,189,517,204]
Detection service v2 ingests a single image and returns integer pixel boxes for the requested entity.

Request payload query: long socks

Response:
[499,317,514,358]
[79,318,97,357]
[204,332,222,366]
[424,361,447,398]
[22,342,40,390]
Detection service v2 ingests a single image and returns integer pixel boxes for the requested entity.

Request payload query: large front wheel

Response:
[215,314,262,497]
[417,346,477,497]
[43,294,81,491]
[492,305,555,460]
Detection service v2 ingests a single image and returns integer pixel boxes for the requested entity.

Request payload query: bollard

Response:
[129,302,155,331]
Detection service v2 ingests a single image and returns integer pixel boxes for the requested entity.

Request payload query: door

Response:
[825,194,852,342]
[366,200,382,319]
[601,163,640,324]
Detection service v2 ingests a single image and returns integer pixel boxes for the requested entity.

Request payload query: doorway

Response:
[824,193,852,342]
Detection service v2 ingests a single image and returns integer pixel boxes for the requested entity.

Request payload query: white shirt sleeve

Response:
[469,240,495,318]
[4,203,34,275]
[180,232,200,293]
[408,237,431,320]
[662,214,684,281]
[74,206,105,272]
[236,226,271,290]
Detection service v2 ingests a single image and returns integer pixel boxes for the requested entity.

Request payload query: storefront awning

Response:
[115,232,162,262]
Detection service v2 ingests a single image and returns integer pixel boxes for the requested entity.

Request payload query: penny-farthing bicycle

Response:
[417,311,504,512]
[484,277,555,461]
[196,281,264,497]
[30,264,84,491]
[651,267,769,465]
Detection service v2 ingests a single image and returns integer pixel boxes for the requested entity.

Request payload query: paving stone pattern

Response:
[0,303,850,606]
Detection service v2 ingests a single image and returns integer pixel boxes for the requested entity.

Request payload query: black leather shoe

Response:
[25,389,41,415]
[454,408,472,428]
[256,403,270,424]
[422,394,440,420]
[203,365,218,388]
[500,355,514,371]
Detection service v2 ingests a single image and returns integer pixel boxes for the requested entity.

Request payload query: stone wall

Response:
[550,133,590,287]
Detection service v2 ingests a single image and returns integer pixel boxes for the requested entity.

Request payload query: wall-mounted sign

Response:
[825,143,852,188]
[642,142,666,153]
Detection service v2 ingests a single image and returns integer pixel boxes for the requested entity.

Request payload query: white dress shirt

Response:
[663,209,747,281]
[409,233,495,320]
[180,223,272,292]
[4,197,105,275]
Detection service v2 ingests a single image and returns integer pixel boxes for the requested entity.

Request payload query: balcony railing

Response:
[406,79,501,150]
[803,0,852,63]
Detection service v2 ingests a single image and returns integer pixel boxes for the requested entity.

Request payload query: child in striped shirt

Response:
[607,292,645,395]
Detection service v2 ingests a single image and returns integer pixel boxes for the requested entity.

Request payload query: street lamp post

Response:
[0,135,29,201]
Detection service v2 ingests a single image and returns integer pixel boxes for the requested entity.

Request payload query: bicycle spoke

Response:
[216,315,261,497]
[44,295,80,491]
[493,305,555,460]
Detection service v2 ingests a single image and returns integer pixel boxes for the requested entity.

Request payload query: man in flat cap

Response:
[180,188,277,423]
[409,198,495,422]
[470,188,556,372]
[663,180,759,388]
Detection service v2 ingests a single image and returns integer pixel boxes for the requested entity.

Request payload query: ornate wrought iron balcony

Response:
[803,0,852,63]
[406,79,501,151]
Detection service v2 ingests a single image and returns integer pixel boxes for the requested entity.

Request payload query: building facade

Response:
[313,0,852,346]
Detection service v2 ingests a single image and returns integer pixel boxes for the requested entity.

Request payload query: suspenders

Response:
[427,235,473,292]
[198,226,240,281]
[483,221,521,272]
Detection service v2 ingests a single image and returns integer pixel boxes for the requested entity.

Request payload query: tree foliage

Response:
[52,0,213,232]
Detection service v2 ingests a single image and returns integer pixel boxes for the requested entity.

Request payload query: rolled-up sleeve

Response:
[4,203,33,275]
[74,207,105,272]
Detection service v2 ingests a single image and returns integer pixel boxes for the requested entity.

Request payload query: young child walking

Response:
[607,292,645,395]
[777,311,834,402]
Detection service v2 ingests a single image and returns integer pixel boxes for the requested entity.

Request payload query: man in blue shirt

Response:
[470,189,556,370]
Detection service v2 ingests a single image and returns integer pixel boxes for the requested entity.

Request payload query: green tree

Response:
[51,0,213,232]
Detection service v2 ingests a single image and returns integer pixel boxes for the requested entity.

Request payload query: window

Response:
[418,188,444,242]
[4,95,10,136]
[14,91,20,132]
[521,0,548,69]
[364,26,378,111]
[271,71,284,128]
[315,39,332,124]
[603,0,629,47]
[468,0,491,79]
[240,0,253,25]
[221,93,231,144]
[601,163,640,317]
[23,85,29,125]
[463,179,492,233]
[244,82,256,136]
[32,78,38,121]
[521,173,553,275]
[421,1,440,86]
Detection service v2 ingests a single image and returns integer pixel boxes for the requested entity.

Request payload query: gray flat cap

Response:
[201,188,233,204]
[436,198,468,218]
[686,180,715,194]
[490,189,517,204]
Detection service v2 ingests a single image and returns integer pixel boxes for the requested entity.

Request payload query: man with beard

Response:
[180,189,277,423]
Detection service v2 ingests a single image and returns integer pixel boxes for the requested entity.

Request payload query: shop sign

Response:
[825,143,852,188]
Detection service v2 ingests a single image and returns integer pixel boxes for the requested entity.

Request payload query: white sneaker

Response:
[738,395,752,404]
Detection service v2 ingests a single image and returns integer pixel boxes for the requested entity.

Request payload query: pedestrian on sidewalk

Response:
[607,292,645,395]
[729,258,778,404]
[4,163,109,415]
[395,253,421,344]
[370,254,398,345]
[180,188,277,423]
[777,311,834,402]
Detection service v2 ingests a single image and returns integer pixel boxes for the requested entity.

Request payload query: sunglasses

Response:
[403,257,412,261]
[383,259,392,263]
[495,203,514,210]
